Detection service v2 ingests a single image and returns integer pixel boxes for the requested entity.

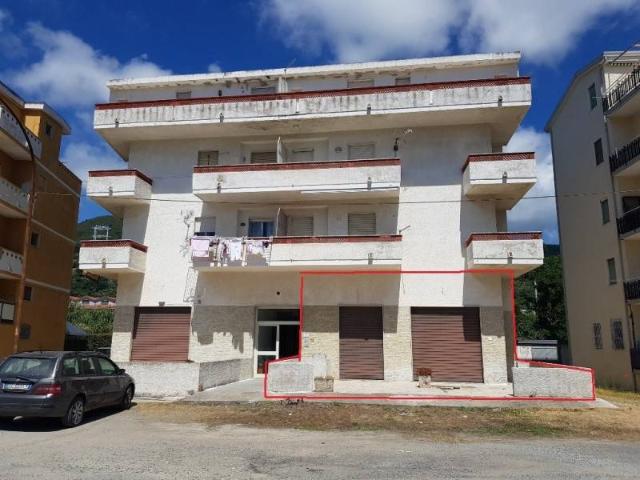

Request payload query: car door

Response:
[78,355,105,410]
[94,356,122,406]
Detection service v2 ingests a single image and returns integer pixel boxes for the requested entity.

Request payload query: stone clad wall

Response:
[480,307,508,384]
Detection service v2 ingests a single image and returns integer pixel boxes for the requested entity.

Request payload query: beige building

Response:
[547,50,640,391]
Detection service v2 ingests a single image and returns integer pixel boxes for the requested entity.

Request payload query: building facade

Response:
[0,81,81,357]
[547,50,640,391]
[80,53,542,392]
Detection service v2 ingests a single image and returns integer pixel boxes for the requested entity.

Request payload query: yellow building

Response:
[0,81,81,356]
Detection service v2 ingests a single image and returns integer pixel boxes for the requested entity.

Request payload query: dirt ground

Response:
[136,388,640,441]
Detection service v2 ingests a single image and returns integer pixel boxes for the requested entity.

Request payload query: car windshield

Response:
[0,357,56,380]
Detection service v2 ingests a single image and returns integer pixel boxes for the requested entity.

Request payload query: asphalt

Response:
[0,406,638,479]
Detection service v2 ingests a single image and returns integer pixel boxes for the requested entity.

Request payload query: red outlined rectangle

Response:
[263,269,596,403]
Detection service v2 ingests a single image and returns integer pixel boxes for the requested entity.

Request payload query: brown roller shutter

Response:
[131,307,191,361]
[339,306,384,380]
[411,307,483,382]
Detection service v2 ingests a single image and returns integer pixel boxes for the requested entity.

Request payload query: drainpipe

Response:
[0,98,37,353]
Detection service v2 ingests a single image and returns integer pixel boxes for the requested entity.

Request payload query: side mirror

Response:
[117,368,125,375]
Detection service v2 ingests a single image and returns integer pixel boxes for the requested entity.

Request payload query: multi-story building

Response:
[547,49,640,391]
[0,81,81,357]
[80,53,543,394]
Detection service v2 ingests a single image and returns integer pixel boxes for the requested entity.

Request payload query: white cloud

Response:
[263,0,638,64]
[9,23,170,107]
[207,62,222,73]
[506,127,558,242]
[0,8,27,59]
[61,141,125,186]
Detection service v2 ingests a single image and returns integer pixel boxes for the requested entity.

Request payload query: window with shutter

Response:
[197,150,219,166]
[348,213,376,235]
[194,217,216,236]
[289,148,314,162]
[250,151,277,164]
[395,77,411,86]
[251,86,276,94]
[347,79,374,88]
[348,143,375,160]
[176,90,192,99]
[287,216,314,236]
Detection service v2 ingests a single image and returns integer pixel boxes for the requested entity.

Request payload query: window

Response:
[96,356,118,375]
[289,148,314,162]
[19,324,30,340]
[601,199,610,224]
[287,216,314,236]
[593,323,603,350]
[250,151,277,164]
[79,356,98,376]
[395,77,411,86]
[62,357,80,376]
[30,231,40,247]
[194,216,216,236]
[607,258,617,285]
[197,150,219,166]
[348,143,376,160]
[44,122,54,138]
[250,85,276,94]
[348,212,376,235]
[248,219,275,238]
[623,196,640,213]
[588,83,597,109]
[347,79,374,89]
[23,286,32,301]
[176,90,192,99]
[0,301,15,323]
[594,138,604,166]
[611,320,625,350]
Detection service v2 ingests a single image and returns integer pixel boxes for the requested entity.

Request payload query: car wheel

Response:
[120,385,134,410]
[61,396,85,428]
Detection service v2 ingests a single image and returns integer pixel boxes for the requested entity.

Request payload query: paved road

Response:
[0,406,638,479]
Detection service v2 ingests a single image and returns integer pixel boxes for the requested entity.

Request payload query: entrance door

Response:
[255,309,300,375]
[411,307,483,382]
[339,306,384,380]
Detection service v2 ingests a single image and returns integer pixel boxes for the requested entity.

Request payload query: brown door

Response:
[339,306,384,380]
[411,307,483,382]
[130,307,191,361]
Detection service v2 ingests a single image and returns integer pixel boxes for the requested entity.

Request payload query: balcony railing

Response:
[0,176,29,215]
[0,105,42,160]
[191,235,402,270]
[0,246,23,278]
[631,348,640,370]
[604,65,640,112]
[192,158,401,201]
[465,231,544,276]
[78,240,147,276]
[87,169,153,216]
[624,279,640,301]
[617,208,640,237]
[610,136,640,173]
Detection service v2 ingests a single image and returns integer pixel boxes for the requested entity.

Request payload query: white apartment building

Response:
[547,50,640,391]
[79,53,544,395]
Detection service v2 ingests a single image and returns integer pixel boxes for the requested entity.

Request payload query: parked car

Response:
[0,351,134,427]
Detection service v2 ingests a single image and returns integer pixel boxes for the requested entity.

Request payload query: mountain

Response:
[77,215,123,241]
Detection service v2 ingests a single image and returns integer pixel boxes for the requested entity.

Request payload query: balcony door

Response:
[248,219,274,238]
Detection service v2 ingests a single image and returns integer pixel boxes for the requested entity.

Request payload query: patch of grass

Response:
[136,393,640,441]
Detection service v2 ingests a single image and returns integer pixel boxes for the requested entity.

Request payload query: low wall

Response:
[267,360,314,394]
[512,365,593,399]
[121,359,254,397]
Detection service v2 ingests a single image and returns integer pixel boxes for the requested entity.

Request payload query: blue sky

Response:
[1,0,639,243]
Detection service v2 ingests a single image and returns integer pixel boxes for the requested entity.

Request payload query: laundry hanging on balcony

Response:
[190,237,211,258]
[245,239,271,266]
[220,238,243,263]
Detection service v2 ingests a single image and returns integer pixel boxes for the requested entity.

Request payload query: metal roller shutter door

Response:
[411,307,483,382]
[131,307,191,362]
[339,306,384,380]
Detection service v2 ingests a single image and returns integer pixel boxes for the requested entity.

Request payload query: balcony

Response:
[0,247,23,279]
[94,77,531,158]
[624,279,640,302]
[604,65,640,116]
[193,158,401,202]
[462,152,536,209]
[631,348,640,370]
[190,235,402,271]
[0,176,28,218]
[465,232,543,276]
[0,105,42,160]
[87,170,153,216]
[610,136,640,174]
[78,240,147,277]
[617,208,640,239]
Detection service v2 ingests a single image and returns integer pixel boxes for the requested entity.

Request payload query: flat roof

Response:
[107,52,521,90]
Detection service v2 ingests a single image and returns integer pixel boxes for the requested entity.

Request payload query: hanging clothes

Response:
[220,237,243,263]
[190,238,211,258]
